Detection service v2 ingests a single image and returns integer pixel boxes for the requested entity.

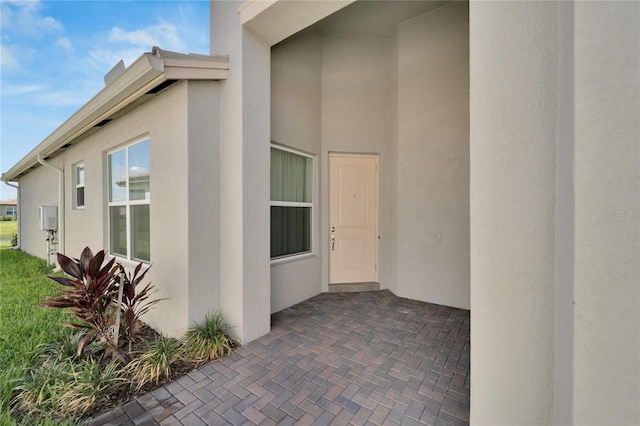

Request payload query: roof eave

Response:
[2,49,229,182]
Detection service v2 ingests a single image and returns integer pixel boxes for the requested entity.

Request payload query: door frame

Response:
[328,152,380,284]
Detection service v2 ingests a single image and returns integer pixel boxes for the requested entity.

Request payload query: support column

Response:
[212,1,270,343]
[573,2,640,423]
[470,2,560,424]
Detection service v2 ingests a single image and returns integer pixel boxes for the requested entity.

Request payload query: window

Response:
[75,164,85,208]
[270,146,314,259]
[5,206,16,217]
[108,139,150,262]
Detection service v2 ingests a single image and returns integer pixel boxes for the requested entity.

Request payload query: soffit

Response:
[316,0,451,39]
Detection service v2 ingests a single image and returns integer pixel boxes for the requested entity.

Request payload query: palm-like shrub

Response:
[42,248,118,356]
[114,263,165,352]
[182,312,237,364]
[128,338,183,391]
[41,247,163,359]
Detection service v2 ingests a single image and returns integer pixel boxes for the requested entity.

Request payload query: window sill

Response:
[107,253,151,269]
[270,252,316,266]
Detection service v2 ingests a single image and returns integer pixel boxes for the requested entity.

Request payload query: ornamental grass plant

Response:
[2,248,238,425]
[128,338,184,391]
[182,312,238,364]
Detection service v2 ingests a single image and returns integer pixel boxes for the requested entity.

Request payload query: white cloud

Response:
[0,0,64,38]
[108,21,187,52]
[0,44,19,69]
[87,20,192,71]
[55,37,73,53]
[0,43,37,71]
[1,83,45,96]
[88,47,148,71]
[35,89,97,107]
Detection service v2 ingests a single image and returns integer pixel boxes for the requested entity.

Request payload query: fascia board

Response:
[2,54,165,182]
[162,55,229,80]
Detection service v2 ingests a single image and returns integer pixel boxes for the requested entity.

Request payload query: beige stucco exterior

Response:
[270,1,470,313]
[13,80,221,337]
[3,1,638,423]
[470,1,639,424]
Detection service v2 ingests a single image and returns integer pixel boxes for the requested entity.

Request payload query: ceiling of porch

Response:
[316,0,451,39]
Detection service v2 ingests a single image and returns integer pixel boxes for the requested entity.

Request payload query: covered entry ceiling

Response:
[316,0,450,39]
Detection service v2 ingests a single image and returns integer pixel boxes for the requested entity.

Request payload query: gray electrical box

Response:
[40,206,58,231]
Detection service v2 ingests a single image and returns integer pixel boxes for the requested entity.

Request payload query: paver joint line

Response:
[87,291,469,426]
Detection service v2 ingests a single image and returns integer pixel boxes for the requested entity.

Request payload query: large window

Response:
[75,163,85,208]
[108,139,150,262]
[270,146,314,259]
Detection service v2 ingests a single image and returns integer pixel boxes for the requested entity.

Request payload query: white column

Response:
[573,2,640,423]
[212,1,270,343]
[470,2,560,423]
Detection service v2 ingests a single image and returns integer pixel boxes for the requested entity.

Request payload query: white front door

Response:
[329,154,379,284]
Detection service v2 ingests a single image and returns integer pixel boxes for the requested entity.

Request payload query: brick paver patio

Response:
[88,290,470,425]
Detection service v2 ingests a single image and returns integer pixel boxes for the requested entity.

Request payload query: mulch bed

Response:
[86,322,199,420]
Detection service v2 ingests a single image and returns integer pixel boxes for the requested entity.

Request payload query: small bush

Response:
[12,358,76,419]
[182,312,237,364]
[1,216,14,221]
[58,359,127,417]
[10,233,17,247]
[41,247,163,360]
[13,355,127,421]
[38,332,104,365]
[128,338,183,391]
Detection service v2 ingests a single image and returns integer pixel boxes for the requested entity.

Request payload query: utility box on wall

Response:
[40,206,58,231]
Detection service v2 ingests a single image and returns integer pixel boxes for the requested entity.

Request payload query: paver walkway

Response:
[88,290,470,426]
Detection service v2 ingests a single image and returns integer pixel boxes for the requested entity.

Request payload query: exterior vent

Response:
[147,80,177,94]
[94,119,113,127]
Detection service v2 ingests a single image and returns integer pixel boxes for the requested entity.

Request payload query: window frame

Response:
[270,144,315,262]
[75,163,85,209]
[107,138,151,263]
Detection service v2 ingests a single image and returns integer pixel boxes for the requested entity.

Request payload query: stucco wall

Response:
[186,81,222,326]
[470,2,558,424]
[320,33,391,292]
[573,1,640,423]
[393,1,470,309]
[270,28,392,309]
[270,30,324,314]
[269,2,469,313]
[16,81,221,338]
[212,0,271,343]
[18,164,59,259]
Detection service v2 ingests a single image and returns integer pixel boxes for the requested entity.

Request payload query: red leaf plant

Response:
[42,247,163,361]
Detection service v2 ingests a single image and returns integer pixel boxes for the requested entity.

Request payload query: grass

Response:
[0,249,73,425]
[0,247,237,424]
[0,220,17,244]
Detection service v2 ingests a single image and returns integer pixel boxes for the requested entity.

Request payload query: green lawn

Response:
[0,221,17,244]
[0,249,73,425]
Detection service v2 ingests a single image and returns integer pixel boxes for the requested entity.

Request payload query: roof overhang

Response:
[239,0,356,46]
[2,47,228,182]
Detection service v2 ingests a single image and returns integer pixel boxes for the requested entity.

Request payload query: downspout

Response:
[37,154,65,257]
[4,181,20,248]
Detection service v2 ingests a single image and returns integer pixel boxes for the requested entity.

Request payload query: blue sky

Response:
[0,0,210,200]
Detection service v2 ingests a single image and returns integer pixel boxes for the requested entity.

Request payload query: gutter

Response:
[1,47,228,183]
[4,182,20,248]
[37,154,65,257]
